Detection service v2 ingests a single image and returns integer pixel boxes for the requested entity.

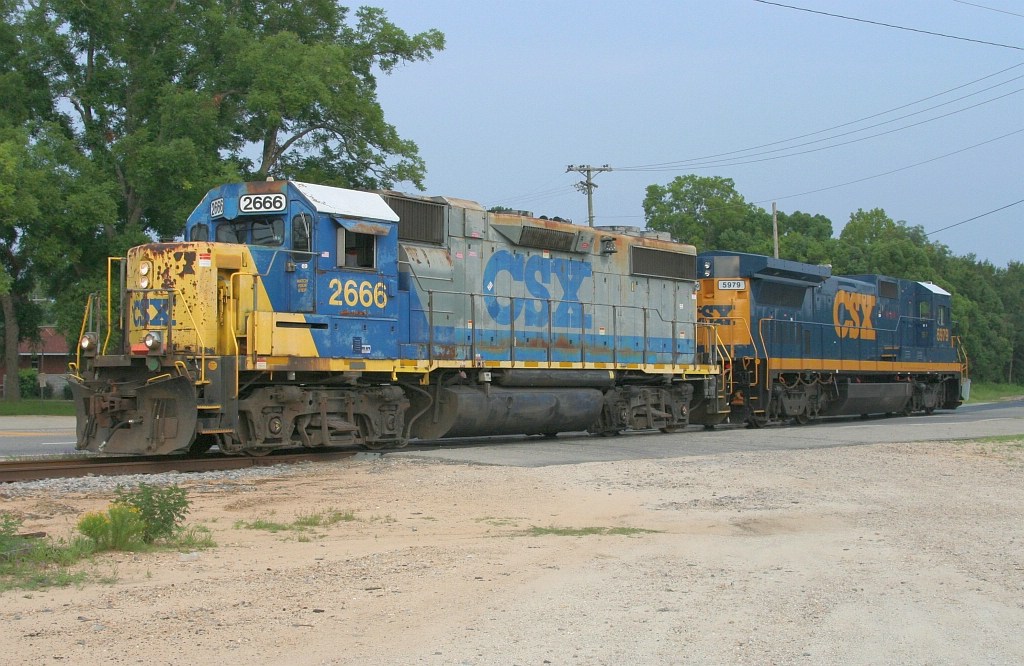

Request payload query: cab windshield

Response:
[215,216,284,246]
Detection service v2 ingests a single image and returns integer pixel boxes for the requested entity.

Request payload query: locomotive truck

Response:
[69,180,730,455]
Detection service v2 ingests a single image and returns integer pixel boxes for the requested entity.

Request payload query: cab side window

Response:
[336,228,376,269]
[292,213,312,253]
[190,224,209,242]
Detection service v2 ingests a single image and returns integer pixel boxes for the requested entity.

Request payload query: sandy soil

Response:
[2,439,1023,665]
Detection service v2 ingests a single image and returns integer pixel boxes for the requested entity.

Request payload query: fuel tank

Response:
[410,385,604,440]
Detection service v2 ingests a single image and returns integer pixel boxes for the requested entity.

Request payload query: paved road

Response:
[1,400,1021,462]
[0,416,78,457]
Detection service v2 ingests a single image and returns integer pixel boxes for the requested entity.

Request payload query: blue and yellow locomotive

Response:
[69,180,729,455]
[696,251,969,427]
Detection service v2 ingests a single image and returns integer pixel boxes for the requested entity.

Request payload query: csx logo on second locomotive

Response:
[482,250,592,328]
[698,304,735,324]
[833,291,876,340]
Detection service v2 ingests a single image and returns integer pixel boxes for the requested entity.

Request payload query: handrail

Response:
[102,257,123,354]
[71,292,96,376]
[123,287,209,385]
[411,286,706,370]
[953,335,970,378]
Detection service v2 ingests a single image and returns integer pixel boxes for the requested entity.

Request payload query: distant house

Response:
[0,326,72,397]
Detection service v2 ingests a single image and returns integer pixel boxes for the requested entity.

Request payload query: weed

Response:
[113,484,190,543]
[169,525,216,550]
[76,506,146,552]
[234,508,357,537]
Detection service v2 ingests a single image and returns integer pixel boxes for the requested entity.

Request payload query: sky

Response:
[367,0,1023,267]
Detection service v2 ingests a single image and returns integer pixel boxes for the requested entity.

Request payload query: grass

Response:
[527,526,661,537]
[1,531,100,592]
[966,382,1024,404]
[0,400,75,416]
[234,508,356,534]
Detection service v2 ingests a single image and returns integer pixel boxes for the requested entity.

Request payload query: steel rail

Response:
[0,451,357,484]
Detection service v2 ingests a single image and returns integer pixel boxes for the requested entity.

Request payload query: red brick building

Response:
[0,326,72,397]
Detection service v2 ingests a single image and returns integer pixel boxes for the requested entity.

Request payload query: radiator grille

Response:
[519,226,577,252]
[631,247,696,280]
[383,195,445,244]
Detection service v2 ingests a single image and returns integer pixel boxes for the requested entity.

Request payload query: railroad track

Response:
[0,450,358,484]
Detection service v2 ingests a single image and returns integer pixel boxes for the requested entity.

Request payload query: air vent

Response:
[519,226,577,252]
[631,247,696,280]
[382,195,445,244]
[879,279,898,299]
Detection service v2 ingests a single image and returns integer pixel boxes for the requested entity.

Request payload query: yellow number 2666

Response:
[328,278,388,309]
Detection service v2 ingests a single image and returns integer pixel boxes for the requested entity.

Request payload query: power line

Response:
[926,198,1024,236]
[753,0,1024,50]
[618,62,1024,171]
[751,127,1024,204]
[618,88,1023,173]
[952,0,1024,20]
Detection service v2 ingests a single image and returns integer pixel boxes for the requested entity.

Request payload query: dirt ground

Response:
[2,438,1023,665]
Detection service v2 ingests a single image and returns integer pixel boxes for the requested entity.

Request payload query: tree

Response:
[642,175,768,251]
[776,210,835,264]
[832,208,934,280]
[1000,262,1024,383]
[223,5,445,188]
[8,1,443,349]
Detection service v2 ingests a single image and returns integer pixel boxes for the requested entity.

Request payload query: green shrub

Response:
[113,483,190,543]
[0,511,24,558]
[76,506,146,551]
[18,369,39,399]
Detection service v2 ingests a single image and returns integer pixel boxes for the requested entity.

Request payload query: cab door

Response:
[916,294,934,348]
[288,210,316,313]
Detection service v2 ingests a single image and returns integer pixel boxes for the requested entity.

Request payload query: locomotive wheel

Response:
[745,415,768,429]
[244,447,274,457]
[793,413,809,425]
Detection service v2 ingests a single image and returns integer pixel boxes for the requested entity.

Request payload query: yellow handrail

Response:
[102,257,123,354]
[71,292,95,377]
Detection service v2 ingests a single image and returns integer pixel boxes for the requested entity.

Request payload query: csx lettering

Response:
[698,304,735,324]
[832,291,876,340]
[483,250,593,328]
[131,297,172,327]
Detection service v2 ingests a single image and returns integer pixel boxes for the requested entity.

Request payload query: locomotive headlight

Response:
[138,261,152,289]
[143,331,163,353]
[79,332,99,356]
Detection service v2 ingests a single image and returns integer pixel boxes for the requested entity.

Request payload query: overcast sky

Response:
[368,0,1022,267]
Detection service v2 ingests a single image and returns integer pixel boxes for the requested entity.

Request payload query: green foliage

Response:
[1,512,91,592]
[644,175,767,251]
[76,506,146,552]
[3,1,444,355]
[112,484,191,544]
[0,400,75,416]
[965,382,1024,403]
[234,508,356,534]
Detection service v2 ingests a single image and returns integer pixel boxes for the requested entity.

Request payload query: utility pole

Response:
[772,201,779,259]
[566,164,612,227]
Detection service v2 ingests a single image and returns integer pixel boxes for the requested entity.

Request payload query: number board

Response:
[717,280,746,290]
[210,198,225,218]
[239,193,287,214]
